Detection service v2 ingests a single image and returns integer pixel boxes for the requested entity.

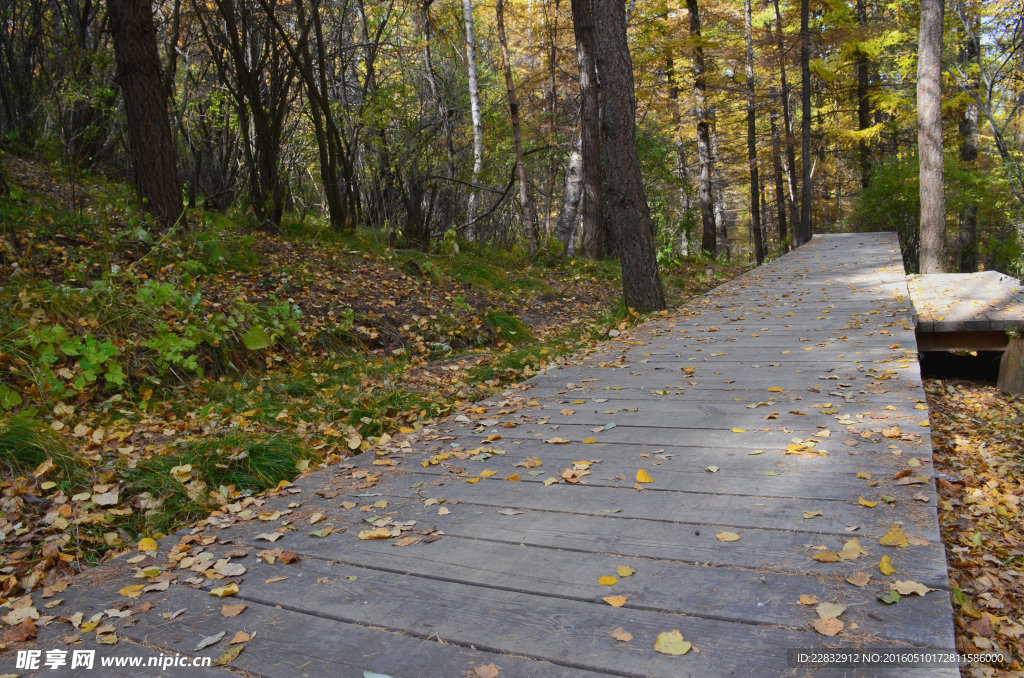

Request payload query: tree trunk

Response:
[416,1,456,176]
[496,0,539,254]
[797,0,812,245]
[771,0,798,247]
[109,0,182,229]
[744,0,764,265]
[570,0,606,259]
[918,0,946,273]
[590,0,664,310]
[770,104,789,249]
[555,131,583,257]
[855,0,872,189]
[957,8,978,273]
[687,0,717,257]
[711,122,729,258]
[463,0,483,233]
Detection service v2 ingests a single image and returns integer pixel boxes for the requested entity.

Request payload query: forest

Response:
[0,0,1020,275]
[1,0,1024,667]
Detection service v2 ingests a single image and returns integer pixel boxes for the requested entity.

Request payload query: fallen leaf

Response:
[264,577,288,584]
[858,496,877,508]
[210,583,239,598]
[879,525,909,547]
[846,572,871,587]
[716,531,740,542]
[582,437,597,444]
[877,590,901,604]
[839,538,867,561]
[653,629,692,655]
[3,619,37,643]
[812,551,840,562]
[461,663,500,678]
[608,627,633,642]
[221,604,247,617]
[635,469,653,483]
[137,537,158,552]
[815,602,847,619]
[357,528,394,540]
[599,576,618,586]
[879,556,895,575]
[811,617,844,636]
[255,532,284,542]
[118,584,145,598]
[229,631,251,644]
[803,510,823,519]
[892,580,933,596]
[213,644,245,666]
[545,437,570,444]
[195,631,226,651]
[602,595,627,607]
[617,565,636,578]
[799,594,819,605]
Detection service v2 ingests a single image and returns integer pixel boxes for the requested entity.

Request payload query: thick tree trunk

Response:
[463,0,483,232]
[687,0,717,257]
[555,132,583,257]
[109,0,182,229]
[918,0,946,273]
[570,0,606,259]
[797,0,812,245]
[591,0,664,310]
[744,0,764,265]
[496,0,539,254]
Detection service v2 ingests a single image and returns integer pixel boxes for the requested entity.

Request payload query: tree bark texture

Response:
[744,0,764,265]
[570,0,607,259]
[918,0,946,273]
[555,132,583,257]
[797,0,812,245]
[109,0,182,229]
[591,0,664,310]
[496,0,539,254]
[462,0,483,231]
[687,0,717,257]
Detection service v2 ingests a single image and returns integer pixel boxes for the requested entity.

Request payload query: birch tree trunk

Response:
[771,0,798,247]
[555,132,583,257]
[918,0,946,273]
[797,0,813,245]
[462,0,483,237]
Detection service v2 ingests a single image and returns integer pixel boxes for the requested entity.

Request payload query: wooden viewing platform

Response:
[907,270,1024,392]
[2,233,957,677]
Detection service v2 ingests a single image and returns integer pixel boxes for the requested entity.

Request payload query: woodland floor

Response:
[0,159,1022,675]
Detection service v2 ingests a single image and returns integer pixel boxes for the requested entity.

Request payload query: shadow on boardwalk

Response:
[2,233,957,677]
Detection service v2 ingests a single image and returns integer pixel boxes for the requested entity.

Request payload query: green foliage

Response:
[482,309,535,345]
[0,415,85,488]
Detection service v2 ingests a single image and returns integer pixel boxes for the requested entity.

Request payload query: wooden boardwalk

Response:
[3,233,957,677]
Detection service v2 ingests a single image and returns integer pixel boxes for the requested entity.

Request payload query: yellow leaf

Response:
[617,565,636,578]
[599,576,619,586]
[33,458,55,478]
[813,551,840,562]
[636,469,653,483]
[856,472,871,479]
[731,428,747,433]
[479,469,498,478]
[465,477,480,484]
[504,474,520,481]
[716,531,740,542]
[839,538,867,560]
[798,594,819,605]
[879,524,909,547]
[858,496,877,508]
[543,477,558,486]
[768,386,784,392]
[892,580,933,596]
[118,584,145,598]
[879,555,895,575]
[602,595,627,607]
[357,528,394,540]
[213,644,245,666]
[137,537,158,552]
[209,583,239,598]
[582,437,597,444]
[545,437,570,444]
[653,629,692,656]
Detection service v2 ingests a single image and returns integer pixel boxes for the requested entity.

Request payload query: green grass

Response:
[0,415,87,489]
